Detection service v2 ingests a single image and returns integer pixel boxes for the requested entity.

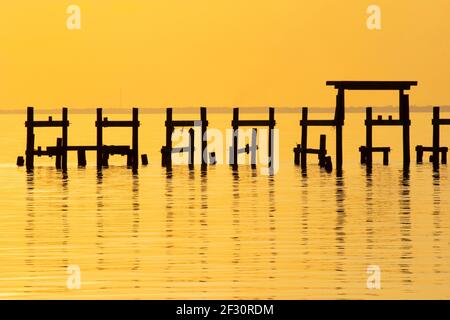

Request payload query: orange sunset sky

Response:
[0,0,449,109]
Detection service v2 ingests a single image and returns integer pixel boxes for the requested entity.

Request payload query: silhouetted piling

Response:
[141,154,149,166]
[189,128,195,170]
[319,135,326,168]
[16,156,24,167]
[25,107,35,171]
[96,108,103,170]
[301,107,308,170]
[433,106,440,169]
[232,108,239,170]
[365,107,373,167]
[77,149,87,167]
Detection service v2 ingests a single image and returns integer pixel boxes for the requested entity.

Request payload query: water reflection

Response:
[432,172,442,277]
[231,170,241,299]
[398,170,413,290]
[334,174,346,297]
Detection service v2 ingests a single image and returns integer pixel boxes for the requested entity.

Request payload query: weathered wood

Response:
[164,108,173,169]
[294,144,300,166]
[55,138,62,169]
[232,108,239,170]
[401,93,411,167]
[62,108,68,171]
[268,107,275,175]
[433,106,440,169]
[132,108,139,173]
[319,135,326,167]
[189,128,194,170]
[26,107,34,171]
[301,107,308,169]
[25,121,69,127]
[141,154,149,166]
[326,81,418,91]
[366,107,373,167]
[299,119,336,127]
[16,156,24,167]
[201,107,208,167]
[77,149,87,167]
[96,108,103,170]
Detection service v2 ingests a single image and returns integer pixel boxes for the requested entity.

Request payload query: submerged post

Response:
[62,108,68,171]
[268,107,275,174]
[55,138,62,169]
[251,128,257,170]
[432,106,440,169]
[401,92,411,168]
[319,134,326,167]
[77,149,87,167]
[366,107,373,167]
[232,108,239,170]
[301,107,308,170]
[26,107,35,171]
[96,108,103,170]
[164,108,173,169]
[132,107,139,173]
[336,89,345,173]
[189,128,195,170]
[200,107,208,168]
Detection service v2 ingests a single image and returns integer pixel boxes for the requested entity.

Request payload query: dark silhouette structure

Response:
[24,107,141,173]
[327,81,417,171]
[416,106,449,169]
[161,107,208,171]
[230,107,275,173]
[293,107,332,172]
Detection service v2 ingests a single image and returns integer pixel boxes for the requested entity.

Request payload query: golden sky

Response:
[0,0,449,109]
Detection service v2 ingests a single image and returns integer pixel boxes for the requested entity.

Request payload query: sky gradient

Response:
[0,0,449,109]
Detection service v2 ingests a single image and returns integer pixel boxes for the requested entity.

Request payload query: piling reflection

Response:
[398,170,413,289]
[231,170,241,299]
[334,174,346,297]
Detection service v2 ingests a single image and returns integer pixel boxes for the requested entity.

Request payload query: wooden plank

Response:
[326,81,418,91]
[366,119,409,126]
[26,120,69,127]
[96,108,103,170]
[98,120,140,127]
[233,120,275,127]
[300,119,336,126]
[434,119,450,125]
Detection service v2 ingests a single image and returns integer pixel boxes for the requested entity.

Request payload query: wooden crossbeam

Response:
[366,119,410,126]
[232,120,276,127]
[25,120,69,127]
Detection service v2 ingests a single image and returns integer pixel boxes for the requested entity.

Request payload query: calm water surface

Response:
[0,112,450,299]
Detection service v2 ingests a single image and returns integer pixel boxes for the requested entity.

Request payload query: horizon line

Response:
[0,105,449,114]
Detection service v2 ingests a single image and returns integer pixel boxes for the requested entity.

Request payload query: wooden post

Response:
[319,134,326,167]
[251,128,257,170]
[366,107,373,167]
[442,149,448,165]
[336,89,344,172]
[189,128,194,170]
[200,107,208,168]
[294,144,300,166]
[268,107,275,175]
[432,106,440,169]
[360,147,367,164]
[55,138,62,169]
[132,108,139,173]
[383,150,389,165]
[96,108,103,170]
[232,108,239,170]
[416,146,423,164]
[301,107,308,170]
[77,149,87,167]
[26,107,35,171]
[401,92,411,168]
[62,108,68,171]
[164,108,173,169]
[141,154,149,166]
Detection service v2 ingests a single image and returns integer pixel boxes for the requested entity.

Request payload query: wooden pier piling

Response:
[301,107,308,170]
[96,108,103,170]
[189,128,195,170]
[433,106,440,169]
[25,107,35,171]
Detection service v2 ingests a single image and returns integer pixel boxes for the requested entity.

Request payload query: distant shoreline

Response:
[0,106,449,114]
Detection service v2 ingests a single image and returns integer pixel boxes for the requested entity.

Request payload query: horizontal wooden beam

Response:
[326,81,418,91]
[96,121,140,127]
[433,119,450,125]
[300,120,336,126]
[366,119,410,126]
[25,121,69,127]
[416,146,448,152]
[232,120,276,127]
[359,146,391,152]
[166,120,209,127]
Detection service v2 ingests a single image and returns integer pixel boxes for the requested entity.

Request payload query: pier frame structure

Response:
[416,106,449,170]
[25,107,140,173]
[326,81,418,172]
[230,107,275,173]
[161,107,208,171]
